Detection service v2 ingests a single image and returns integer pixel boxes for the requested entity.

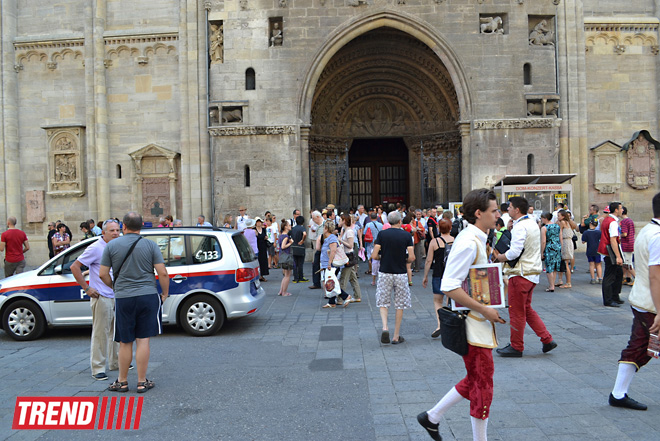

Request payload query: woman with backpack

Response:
[422,219,454,338]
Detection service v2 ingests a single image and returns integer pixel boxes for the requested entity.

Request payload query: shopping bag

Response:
[323,269,341,298]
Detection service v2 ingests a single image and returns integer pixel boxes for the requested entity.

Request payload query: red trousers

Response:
[508,276,553,351]
[455,345,494,420]
[620,307,655,370]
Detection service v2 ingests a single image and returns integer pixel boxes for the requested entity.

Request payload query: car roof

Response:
[140,226,236,234]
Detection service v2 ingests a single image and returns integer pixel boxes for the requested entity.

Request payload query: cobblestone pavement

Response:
[1,253,658,440]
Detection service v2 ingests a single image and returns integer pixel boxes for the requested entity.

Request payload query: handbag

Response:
[291,244,306,257]
[279,251,293,266]
[437,307,469,356]
[332,245,349,267]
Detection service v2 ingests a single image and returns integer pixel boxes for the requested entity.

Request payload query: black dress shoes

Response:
[496,343,523,357]
[604,303,620,307]
[417,412,442,441]
[608,393,647,410]
[614,299,625,304]
[542,341,558,353]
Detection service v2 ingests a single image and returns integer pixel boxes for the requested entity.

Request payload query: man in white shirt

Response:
[308,211,324,289]
[357,205,368,229]
[235,206,249,232]
[550,202,565,223]
[499,202,511,228]
[599,202,624,307]
[608,192,660,411]
[493,197,556,357]
[418,189,504,441]
[196,215,212,227]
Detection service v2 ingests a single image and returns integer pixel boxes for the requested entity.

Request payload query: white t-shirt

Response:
[236,215,249,232]
[608,214,620,238]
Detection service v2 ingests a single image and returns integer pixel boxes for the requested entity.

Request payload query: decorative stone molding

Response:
[591,141,623,194]
[585,18,659,53]
[47,61,57,70]
[622,130,660,190]
[473,118,560,130]
[137,56,149,65]
[203,1,213,10]
[652,45,659,55]
[309,136,350,154]
[43,125,86,197]
[13,64,23,72]
[407,131,461,153]
[104,33,179,45]
[208,125,297,136]
[526,93,560,117]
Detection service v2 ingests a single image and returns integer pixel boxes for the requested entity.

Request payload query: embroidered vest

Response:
[502,217,543,278]
[628,221,660,313]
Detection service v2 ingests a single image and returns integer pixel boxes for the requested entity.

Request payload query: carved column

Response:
[300,125,311,218]
[94,0,110,220]
[1,0,20,221]
[459,122,471,198]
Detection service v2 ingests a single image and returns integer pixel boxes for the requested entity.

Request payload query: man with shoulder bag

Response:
[418,189,505,441]
[290,215,308,283]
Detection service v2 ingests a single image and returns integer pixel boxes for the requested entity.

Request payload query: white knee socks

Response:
[471,416,488,441]
[427,386,464,424]
[612,362,636,399]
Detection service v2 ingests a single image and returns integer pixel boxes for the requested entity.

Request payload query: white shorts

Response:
[622,251,634,268]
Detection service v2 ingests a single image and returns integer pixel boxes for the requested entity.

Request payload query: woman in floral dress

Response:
[540,212,561,292]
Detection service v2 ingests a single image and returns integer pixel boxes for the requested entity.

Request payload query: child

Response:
[581,220,603,284]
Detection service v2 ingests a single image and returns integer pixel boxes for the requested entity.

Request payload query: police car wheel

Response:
[179,295,225,336]
[2,299,46,341]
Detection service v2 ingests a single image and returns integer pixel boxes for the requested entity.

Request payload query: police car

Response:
[0,227,265,340]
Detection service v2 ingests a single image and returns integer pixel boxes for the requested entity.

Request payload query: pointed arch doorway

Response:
[309,27,463,210]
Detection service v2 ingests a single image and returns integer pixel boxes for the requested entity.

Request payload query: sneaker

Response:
[598,278,603,284]
[496,343,523,357]
[93,372,108,381]
[417,412,442,441]
[590,279,597,285]
[542,341,558,353]
[129,364,134,370]
[299,278,309,283]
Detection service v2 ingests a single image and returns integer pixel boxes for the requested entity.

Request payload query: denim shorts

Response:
[432,277,444,295]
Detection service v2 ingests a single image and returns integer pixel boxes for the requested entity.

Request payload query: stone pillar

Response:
[179,0,192,223]
[84,0,98,220]
[556,0,589,216]
[1,0,20,222]
[300,126,311,218]
[93,0,110,220]
[459,121,471,197]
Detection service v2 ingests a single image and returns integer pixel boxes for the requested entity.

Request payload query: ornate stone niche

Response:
[44,126,85,197]
[591,140,623,194]
[529,16,555,46]
[269,17,283,47]
[480,14,506,35]
[525,93,559,117]
[622,130,660,190]
[129,144,180,224]
[222,106,243,124]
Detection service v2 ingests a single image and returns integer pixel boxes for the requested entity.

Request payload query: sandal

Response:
[322,303,336,308]
[137,379,155,393]
[559,284,572,289]
[545,288,554,292]
[280,292,292,296]
[108,380,128,393]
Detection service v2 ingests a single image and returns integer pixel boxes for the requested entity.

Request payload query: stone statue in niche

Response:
[480,17,504,34]
[209,23,223,64]
[222,108,243,124]
[529,20,555,46]
[270,22,283,47]
[278,0,287,7]
[239,0,247,10]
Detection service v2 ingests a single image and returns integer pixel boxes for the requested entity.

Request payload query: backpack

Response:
[450,217,464,238]
[439,237,453,268]
[364,226,373,243]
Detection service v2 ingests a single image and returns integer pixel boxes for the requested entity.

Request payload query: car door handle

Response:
[172,275,188,283]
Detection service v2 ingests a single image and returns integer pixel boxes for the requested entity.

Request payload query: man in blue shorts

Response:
[100,212,169,393]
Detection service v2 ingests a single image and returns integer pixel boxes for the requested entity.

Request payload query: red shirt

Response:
[1,228,28,263]
[619,217,635,252]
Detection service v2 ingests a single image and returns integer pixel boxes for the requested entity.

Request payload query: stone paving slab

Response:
[1,252,659,440]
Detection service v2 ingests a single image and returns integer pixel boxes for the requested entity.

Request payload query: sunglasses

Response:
[102,219,119,228]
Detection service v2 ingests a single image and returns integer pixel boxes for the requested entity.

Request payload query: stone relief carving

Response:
[591,141,623,194]
[347,0,368,5]
[624,131,658,190]
[529,19,555,46]
[240,0,247,10]
[473,118,560,130]
[527,100,559,117]
[652,46,659,55]
[209,125,297,136]
[222,107,243,124]
[278,0,287,7]
[584,21,658,54]
[270,22,283,47]
[209,22,223,64]
[480,17,504,34]
[45,127,85,197]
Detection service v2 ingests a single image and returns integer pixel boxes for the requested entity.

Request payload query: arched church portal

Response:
[309,27,462,210]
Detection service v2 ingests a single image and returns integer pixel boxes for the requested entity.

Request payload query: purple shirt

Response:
[244,229,258,254]
[77,238,114,298]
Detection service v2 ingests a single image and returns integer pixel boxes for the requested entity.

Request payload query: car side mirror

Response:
[55,265,63,275]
